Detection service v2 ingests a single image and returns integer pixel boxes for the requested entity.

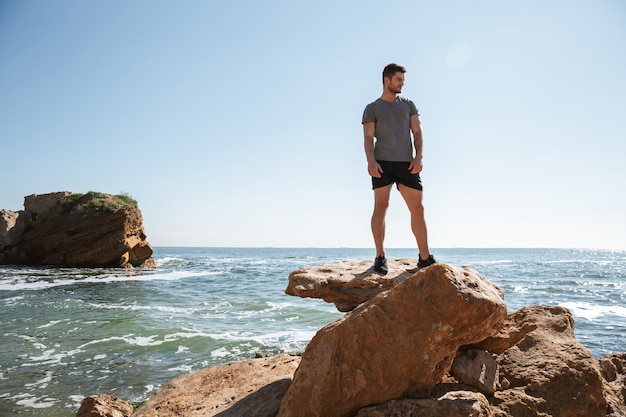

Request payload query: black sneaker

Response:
[373,255,388,275]
[417,254,436,270]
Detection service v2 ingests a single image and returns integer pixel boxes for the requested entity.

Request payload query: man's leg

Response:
[372,184,392,257]
[398,184,431,260]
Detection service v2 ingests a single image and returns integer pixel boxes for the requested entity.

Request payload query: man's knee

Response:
[373,186,392,211]
[374,197,389,209]
[410,203,425,216]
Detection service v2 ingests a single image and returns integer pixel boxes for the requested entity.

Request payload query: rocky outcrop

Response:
[81,262,626,417]
[131,354,300,417]
[277,264,508,417]
[425,305,608,417]
[285,258,417,312]
[0,191,154,267]
[77,394,134,417]
[484,306,606,417]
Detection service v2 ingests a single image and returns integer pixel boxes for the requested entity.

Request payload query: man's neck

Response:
[380,91,397,103]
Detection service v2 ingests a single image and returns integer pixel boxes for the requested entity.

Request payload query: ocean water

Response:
[1,247,625,416]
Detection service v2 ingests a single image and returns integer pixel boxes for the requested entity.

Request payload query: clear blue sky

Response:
[1,0,625,249]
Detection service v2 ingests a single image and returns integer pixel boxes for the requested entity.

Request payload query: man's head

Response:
[383,63,406,82]
[382,63,406,94]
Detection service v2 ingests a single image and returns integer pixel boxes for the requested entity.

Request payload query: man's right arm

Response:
[363,121,382,178]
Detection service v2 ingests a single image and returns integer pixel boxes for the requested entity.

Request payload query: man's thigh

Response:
[373,184,393,209]
[397,183,424,211]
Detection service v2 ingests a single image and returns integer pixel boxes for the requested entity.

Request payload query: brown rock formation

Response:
[0,191,153,267]
[285,258,417,312]
[276,264,508,417]
[131,354,300,417]
[429,305,611,417]
[355,391,492,417]
[490,306,607,417]
[76,394,134,417]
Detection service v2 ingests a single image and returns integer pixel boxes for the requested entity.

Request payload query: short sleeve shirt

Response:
[362,97,418,162]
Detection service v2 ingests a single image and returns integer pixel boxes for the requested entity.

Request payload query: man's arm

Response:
[363,121,382,178]
[409,114,423,174]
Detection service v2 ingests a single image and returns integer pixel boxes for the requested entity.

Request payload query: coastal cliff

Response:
[78,262,626,417]
[0,191,153,267]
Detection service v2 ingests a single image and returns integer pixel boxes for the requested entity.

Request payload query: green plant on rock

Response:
[60,191,138,214]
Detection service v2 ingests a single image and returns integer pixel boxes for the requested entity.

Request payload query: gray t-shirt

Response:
[362,97,419,162]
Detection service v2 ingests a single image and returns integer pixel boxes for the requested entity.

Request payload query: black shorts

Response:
[371,160,423,191]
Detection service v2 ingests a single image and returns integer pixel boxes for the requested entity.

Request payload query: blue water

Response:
[1,247,625,416]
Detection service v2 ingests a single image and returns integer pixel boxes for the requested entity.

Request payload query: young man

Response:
[362,63,436,275]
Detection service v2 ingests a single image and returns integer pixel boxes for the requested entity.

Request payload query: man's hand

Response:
[409,157,423,174]
[368,160,383,178]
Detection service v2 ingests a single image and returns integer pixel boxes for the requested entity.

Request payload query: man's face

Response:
[386,72,405,94]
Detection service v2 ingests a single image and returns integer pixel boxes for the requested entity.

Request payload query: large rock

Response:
[486,306,607,417]
[276,264,508,417]
[286,258,418,312]
[0,191,153,267]
[131,354,300,417]
[76,394,133,417]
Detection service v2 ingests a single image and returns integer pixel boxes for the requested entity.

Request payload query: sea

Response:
[1,247,625,416]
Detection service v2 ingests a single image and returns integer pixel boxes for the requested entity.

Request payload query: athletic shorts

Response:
[371,160,423,191]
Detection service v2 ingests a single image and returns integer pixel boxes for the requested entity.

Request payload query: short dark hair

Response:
[382,63,406,84]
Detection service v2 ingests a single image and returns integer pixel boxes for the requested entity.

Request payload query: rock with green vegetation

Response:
[0,191,154,267]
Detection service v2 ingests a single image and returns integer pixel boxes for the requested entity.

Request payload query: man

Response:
[362,63,436,275]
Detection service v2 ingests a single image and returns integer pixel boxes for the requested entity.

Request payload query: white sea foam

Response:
[165,331,211,341]
[14,393,58,409]
[25,347,82,366]
[0,270,209,291]
[206,331,241,341]
[81,334,165,347]
[74,331,213,350]
[37,319,69,329]
[127,335,162,346]
[85,302,203,315]
[169,364,193,373]
[24,370,53,389]
[2,295,25,305]
[267,301,299,310]
[155,256,186,266]
[251,329,316,346]
[210,347,230,358]
[559,301,626,320]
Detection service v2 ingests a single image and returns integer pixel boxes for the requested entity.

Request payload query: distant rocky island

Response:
[77,262,626,417]
[0,191,154,267]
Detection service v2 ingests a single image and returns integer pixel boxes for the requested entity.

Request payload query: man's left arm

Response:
[409,114,423,174]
